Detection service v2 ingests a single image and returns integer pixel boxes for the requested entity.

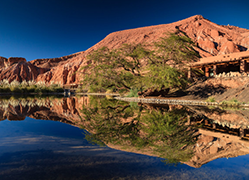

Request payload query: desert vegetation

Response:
[220,99,243,107]
[0,79,64,94]
[206,97,216,102]
[80,32,200,97]
[0,96,63,108]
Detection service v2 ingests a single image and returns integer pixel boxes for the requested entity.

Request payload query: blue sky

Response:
[0,0,249,61]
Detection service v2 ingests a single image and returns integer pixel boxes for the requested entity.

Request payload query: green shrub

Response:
[126,88,140,97]
[51,87,64,93]
[221,99,241,107]
[206,97,215,102]
[26,85,36,93]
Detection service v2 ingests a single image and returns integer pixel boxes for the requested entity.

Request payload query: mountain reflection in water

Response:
[1,96,249,179]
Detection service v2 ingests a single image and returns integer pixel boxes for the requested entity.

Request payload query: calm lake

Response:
[0,96,249,180]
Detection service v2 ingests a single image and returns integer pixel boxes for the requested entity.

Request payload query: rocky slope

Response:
[183,76,249,102]
[1,15,249,84]
[0,57,48,82]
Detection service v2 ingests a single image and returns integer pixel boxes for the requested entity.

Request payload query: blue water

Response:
[0,117,249,180]
[0,117,87,139]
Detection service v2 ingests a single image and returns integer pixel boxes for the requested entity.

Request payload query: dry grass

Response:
[0,79,64,94]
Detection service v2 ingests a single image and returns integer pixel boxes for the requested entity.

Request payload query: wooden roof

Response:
[190,51,249,67]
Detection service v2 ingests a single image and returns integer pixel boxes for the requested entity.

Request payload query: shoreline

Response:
[74,92,249,108]
[1,92,248,108]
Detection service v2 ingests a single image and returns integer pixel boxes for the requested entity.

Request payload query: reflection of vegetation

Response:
[0,79,64,94]
[219,106,243,111]
[81,96,141,146]
[81,97,198,165]
[141,108,197,164]
[220,99,242,107]
[0,95,63,108]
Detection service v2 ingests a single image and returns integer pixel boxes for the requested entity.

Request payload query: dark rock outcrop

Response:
[6,57,26,67]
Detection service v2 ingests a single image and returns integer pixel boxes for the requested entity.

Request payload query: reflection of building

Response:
[184,118,249,168]
[183,105,249,168]
[185,131,249,168]
[192,118,249,139]
[189,51,249,78]
[188,106,249,140]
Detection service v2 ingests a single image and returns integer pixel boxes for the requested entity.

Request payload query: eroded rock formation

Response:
[1,15,248,84]
[0,61,48,82]
[6,57,26,66]
[0,56,7,68]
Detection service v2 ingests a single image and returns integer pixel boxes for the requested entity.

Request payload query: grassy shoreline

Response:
[0,79,64,94]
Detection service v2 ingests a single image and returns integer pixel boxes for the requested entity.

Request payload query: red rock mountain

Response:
[1,15,249,84]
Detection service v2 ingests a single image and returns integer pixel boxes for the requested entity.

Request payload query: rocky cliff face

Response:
[1,15,248,84]
[0,56,7,68]
[0,60,48,82]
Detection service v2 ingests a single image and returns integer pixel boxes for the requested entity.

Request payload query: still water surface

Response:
[0,96,249,180]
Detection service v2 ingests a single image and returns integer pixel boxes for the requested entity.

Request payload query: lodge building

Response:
[189,51,249,78]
